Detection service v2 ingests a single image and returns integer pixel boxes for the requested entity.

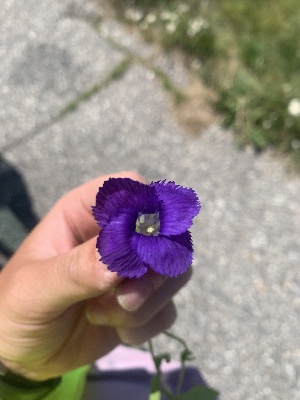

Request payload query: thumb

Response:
[51,236,123,308]
[7,237,122,315]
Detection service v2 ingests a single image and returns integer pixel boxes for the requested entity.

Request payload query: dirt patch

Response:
[172,75,220,136]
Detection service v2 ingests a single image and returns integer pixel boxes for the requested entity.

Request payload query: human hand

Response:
[0,171,191,381]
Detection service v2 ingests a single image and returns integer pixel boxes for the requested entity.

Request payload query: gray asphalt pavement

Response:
[1,1,300,399]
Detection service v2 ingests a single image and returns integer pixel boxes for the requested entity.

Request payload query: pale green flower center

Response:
[135,212,160,236]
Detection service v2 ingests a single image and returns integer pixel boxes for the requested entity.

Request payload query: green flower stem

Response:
[148,339,156,365]
[148,339,175,400]
[148,332,218,399]
[163,331,191,396]
[163,331,189,349]
[175,356,185,396]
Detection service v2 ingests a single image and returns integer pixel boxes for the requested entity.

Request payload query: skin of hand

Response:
[0,171,191,382]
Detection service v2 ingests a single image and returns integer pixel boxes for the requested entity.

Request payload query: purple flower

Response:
[93,178,200,278]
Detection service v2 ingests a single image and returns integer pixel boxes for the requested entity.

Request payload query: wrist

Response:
[0,361,61,400]
[0,361,89,400]
[0,357,58,382]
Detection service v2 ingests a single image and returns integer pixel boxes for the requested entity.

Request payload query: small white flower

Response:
[166,21,178,34]
[187,17,209,37]
[262,119,272,129]
[291,140,300,150]
[288,98,300,117]
[160,11,178,22]
[145,13,157,24]
[191,59,202,70]
[125,8,143,22]
[177,3,190,14]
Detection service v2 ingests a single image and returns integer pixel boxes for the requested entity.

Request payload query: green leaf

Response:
[153,352,171,369]
[149,390,162,400]
[175,385,219,400]
[180,348,195,363]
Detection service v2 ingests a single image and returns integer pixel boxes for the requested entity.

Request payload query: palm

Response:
[18,301,117,379]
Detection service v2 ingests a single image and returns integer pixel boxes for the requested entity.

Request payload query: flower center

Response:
[135,212,160,236]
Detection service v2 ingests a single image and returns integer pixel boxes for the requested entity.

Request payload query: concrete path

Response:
[1,1,299,399]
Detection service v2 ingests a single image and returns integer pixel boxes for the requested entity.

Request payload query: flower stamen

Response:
[136,212,160,236]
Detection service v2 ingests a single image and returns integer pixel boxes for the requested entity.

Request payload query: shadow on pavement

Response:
[0,155,39,268]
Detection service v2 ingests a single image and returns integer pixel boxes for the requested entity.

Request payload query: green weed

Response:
[110,0,300,167]
[58,58,131,118]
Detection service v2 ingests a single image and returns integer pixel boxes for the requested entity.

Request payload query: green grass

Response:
[151,66,186,104]
[111,0,300,168]
[58,58,131,118]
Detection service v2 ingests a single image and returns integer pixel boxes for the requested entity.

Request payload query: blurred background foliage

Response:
[111,0,300,168]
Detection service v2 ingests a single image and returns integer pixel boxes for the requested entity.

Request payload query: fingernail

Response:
[117,278,151,312]
[116,273,167,312]
[149,272,167,290]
